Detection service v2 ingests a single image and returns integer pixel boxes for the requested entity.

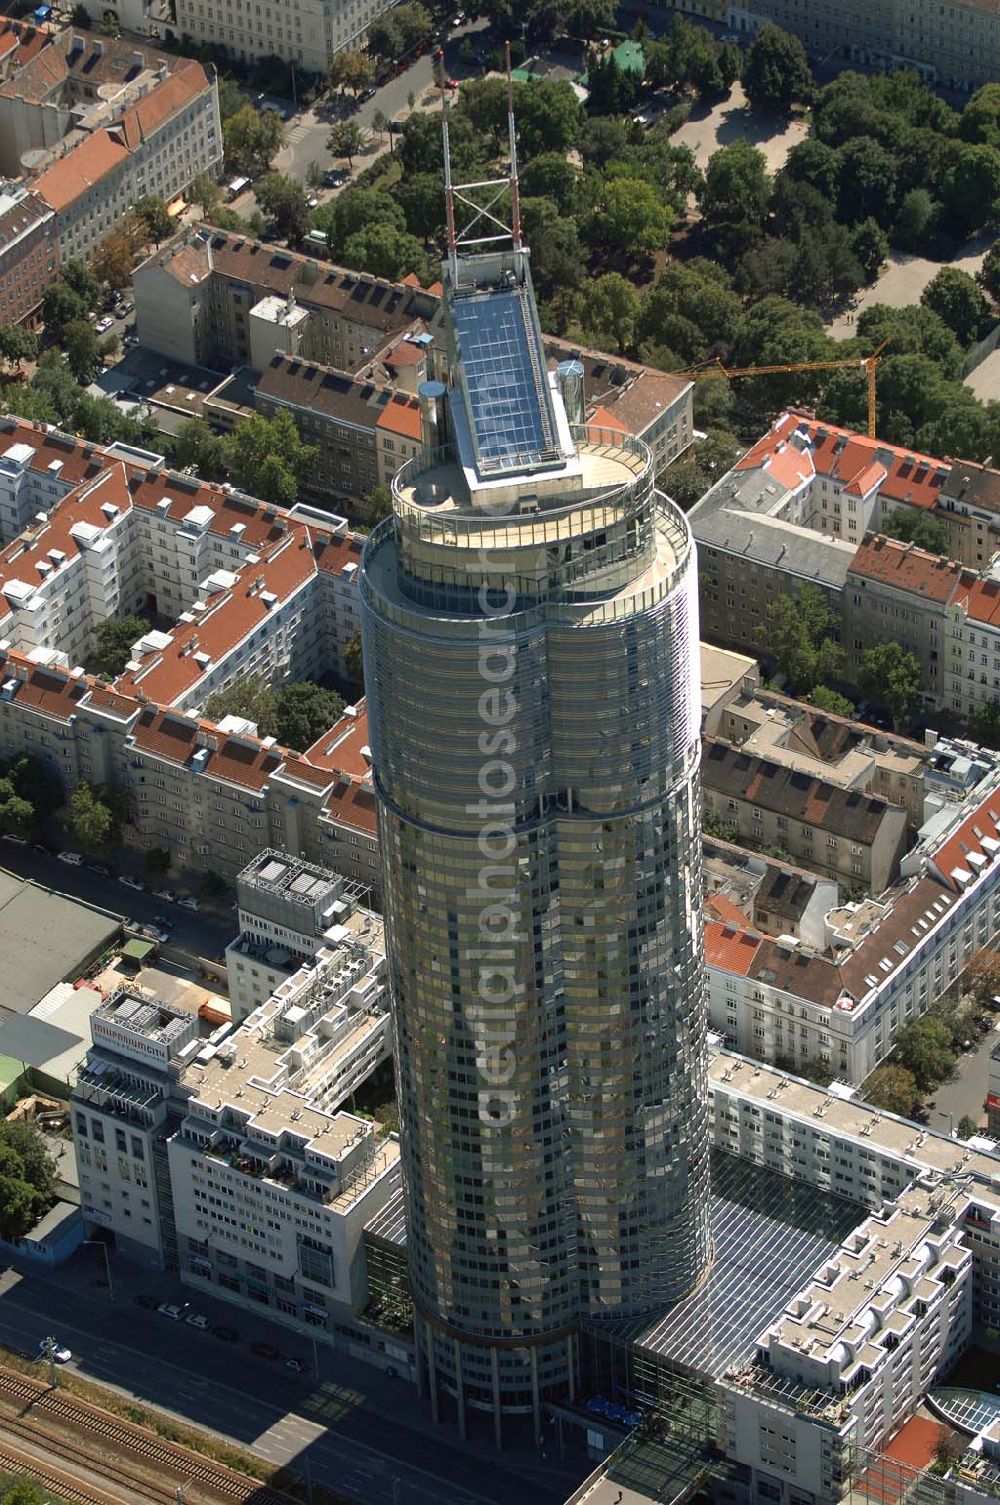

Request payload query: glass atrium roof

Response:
[453,286,560,473]
[616,1150,865,1379]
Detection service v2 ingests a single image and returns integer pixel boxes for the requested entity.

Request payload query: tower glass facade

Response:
[360,237,710,1429]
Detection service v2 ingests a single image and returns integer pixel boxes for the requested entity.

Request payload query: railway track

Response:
[0,1361,300,1504]
[0,1430,132,1505]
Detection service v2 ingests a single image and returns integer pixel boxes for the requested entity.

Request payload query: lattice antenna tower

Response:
[442,40,522,286]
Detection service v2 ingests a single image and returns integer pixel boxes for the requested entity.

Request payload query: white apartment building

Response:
[72,905,397,1338]
[171,0,399,77]
[225,848,375,1022]
[30,55,221,263]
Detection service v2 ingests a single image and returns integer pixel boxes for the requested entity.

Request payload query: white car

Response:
[153,888,177,903]
[38,1340,71,1363]
[157,1303,185,1321]
[178,896,200,912]
[96,316,114,333]
[185,1312,209,1330]
[57,851,83,866]
[119,874,145,891]
[141,925,170,944]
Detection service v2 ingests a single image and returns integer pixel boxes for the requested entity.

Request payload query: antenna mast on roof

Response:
[440,41,524,287]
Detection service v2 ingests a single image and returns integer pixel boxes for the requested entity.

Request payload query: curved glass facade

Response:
[361,420,710,1424]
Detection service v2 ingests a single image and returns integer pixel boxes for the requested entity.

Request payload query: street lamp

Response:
[83,1238,114,1302]
[39,1335,59,1388]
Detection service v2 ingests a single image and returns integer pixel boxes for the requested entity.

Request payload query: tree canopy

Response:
[0,1120,56,1239]
[92,615,150,677]
[741,25,813,115]
[880,507,949,554]
[858,642,922,727]
[863,1065,919,1117]
[203,677,344,750]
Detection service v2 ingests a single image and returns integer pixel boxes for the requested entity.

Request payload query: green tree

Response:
[132,194,173,244]
[960,82,1000,147]
[69,781,119,851]
[344,628,364,686]
[516,78,582,159]
[341,221,428,282]
[222,411,316,505]
[921,266,991,345]
[224,104,283,176]
[362,482,392,526]
[894,1016,956,1093]
[741,25,813,115]
[564,0,615,37]
[863,1064,919,1117]
[395,174,446,244]
[90,219,143,291]
[588,176,673,257]
[957,1113,980,1140]
[759,581,840,694]
[851,217,889,281]
[639,259,743,364]
[41,280,86,337]
[315,185,405,257]
[172,417,227,479]
[328,48,375,96]
[327,120,368,168]
[273,682,345,751]
[579,272,642,354]
[519,153,579,216]
[190,172,222,218]
[255,172,310,244]
[203,673,278,734]
[0,778,34,837]
[700,140,770,250]
[881,507,949,554]
[520,201,585,305]
[660,428,744,510]
[1,1481,48,1505]
[835,138,898,227]
[942,143,1000,237]
[0,325,37,372]
[858,641,922,727]
[893,187,938,251]
[92,615,150,676]
[63,319,102,384]
[809,685,856,717]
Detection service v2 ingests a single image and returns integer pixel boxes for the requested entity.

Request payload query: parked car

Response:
[86,862,112,878]
[141,925,170,944]
[250,1342,279,1359]
[285,1357,305,1372]
[116,299,134,316]
[185,1312,210,1330]
[361,85,376,101]
[1,833,26,845]
[119,874,145,891]
[178,895,200,911]
[212,1325,239,1342]
[96,316,114,334]
[38,1340,71,1364]
[57,851,83,866]
[153,888,177,903]
[157,1303,186,1321]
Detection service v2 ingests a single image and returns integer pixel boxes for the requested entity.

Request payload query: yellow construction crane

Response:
[672,339,889,439]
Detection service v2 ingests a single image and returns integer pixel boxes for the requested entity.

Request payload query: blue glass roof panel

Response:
[453,289,558,471]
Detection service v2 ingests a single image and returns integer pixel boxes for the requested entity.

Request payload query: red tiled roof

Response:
[118,529,317,705]
[324,778,378,835]
[33,129,129,212]
[375,392,421,441]
[200,737,282,792]
[927,790,1000,894]
[705,892,750,928]
[130,707,198,763]
[0,461,131,598]
[954,573,1000,628]
[848,534,963,601]
[6,662,87,721]
[588,404,630,434]
[704,920,761,975]
[304,704,369,778]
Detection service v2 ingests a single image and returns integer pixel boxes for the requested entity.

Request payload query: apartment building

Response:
[72,908,398,1338]
[30,57,222,263]
[938,458,1000,569]
[725,0,1000,91]
[0,182,57,326]
[690,412,951,658]
[171,0,397,75]
[843,535,962,707]
[252,353,422,504]
[134,227,442,375]
[715,687,929,831]
[702,738,909,895]
[225,848,373,1022]
[705,752,1000,1081]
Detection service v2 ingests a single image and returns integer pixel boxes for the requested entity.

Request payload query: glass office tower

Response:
[360,198,710,1441]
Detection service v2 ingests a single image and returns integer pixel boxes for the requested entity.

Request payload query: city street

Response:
[274,20,489,184]
[0,842,233,964]
[927,1018,1000,1138]
[0,1254,585,1505]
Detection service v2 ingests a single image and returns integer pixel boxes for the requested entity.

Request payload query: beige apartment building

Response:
[725,0,999,89]
[171,0,398,75]
[702,736,909,895]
